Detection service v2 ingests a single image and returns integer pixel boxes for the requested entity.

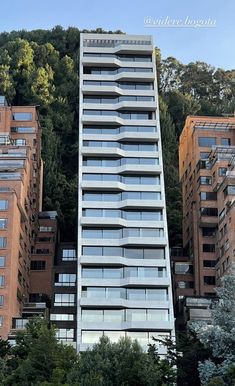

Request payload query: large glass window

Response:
[54,273,77,286]
[200,208,218,217]
[0,295,4,306]
[50,314,75,321]
[0,256,5,267]
[12,112,32,121]
[200,192,217,200]
[54,293,75,306]
[175,263,193,274]
[198,176,212,185]
[0,200,8,210]
[30,260,46,270]
[198,137,216,147]
[203,244,215,253]
[62,249,76,260]
[56,328,74,341]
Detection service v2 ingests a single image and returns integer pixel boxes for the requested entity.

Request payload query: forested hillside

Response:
[0,26,234,243]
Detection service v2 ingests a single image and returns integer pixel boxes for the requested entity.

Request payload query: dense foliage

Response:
[0,318,176,386]
[192,276,235,385]
[0,26,234,242]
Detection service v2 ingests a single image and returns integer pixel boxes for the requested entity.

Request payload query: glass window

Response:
[0,315,3,327]
[103,268,122,279]
[146,289,167,301]
[147,309,169,321]
[0,275,5,287]
[0,295,4,306]
[221,138,231,146]
[203,260,216,268]
[62,249,76,260]
[199,176,212,185]
[202,227,216,237]
[82,229,102,238]
[30,260,46,270]
[203,244,215,253]
[175,263,193,274]
[198,137,216,147]
[126,309,146,322]
[82,310,103,322]
[219,167,227,176]
[56,328,74,340]
[86,287,105,298]
[200,208,218,217]
[0,237,7,248]
[105,331,125,343]
[0,200,8,210]
[82,331,102,344]
[104,310,123,322]
[200,192,217,200]
[12,112,32,121]
[204,276,215,285]
[127,289,145,300]
[0,219,7,229]
[82,246,102,256]
[54,293,75,306]
[0,256,5,267]
[106,288,122,298]
[50,314,74,321]
[55,273,76,286]
[144,248,165,259]
[103,247,122,256]
[124,248,143,259]
[82,268,102,279]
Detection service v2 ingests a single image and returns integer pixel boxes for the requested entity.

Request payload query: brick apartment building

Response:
[0,96,77,341]
[172,115,235,326]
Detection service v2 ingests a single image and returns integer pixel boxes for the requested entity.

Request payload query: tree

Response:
[192,276,235,385]
[4,318,77,386]
[67,336,176,386]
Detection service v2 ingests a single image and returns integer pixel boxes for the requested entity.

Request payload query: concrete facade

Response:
[77,33,175,351]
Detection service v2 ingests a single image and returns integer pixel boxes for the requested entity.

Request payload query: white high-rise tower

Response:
[77,33,175,353]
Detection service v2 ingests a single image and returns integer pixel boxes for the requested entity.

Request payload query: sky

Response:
[1,0,234,70]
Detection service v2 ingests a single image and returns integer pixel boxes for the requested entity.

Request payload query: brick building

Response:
[172,115,235,327]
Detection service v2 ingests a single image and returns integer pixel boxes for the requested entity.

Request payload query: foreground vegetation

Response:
[0,276,234,385]
[0,26,234,242]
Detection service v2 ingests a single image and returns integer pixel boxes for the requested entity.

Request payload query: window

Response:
[198,176,212,185]
[204,276,215,285]
[0,295,3,306]
[50,314,74,321]
[224,185,235,197]
[0,200,8,210]
[177,281,194,289]
[0,219,7,229]
[62,249,76,260]
[200,208,218,217]
[203,244,215,253]
[35,248,49,254]
[54,273,76,286]
[221,138,231,146]
[200,192,217,201]
[0,256,5,267]
[30,260,46,270]
[198,137,216,147]
[0,315,3,327]
[0,237,7,248]
[0,275,5,287]
[202,227,216,237]
[200,152,210,159]
[54,293,75,306]
[203,260,216,268]
[12,112,32,121]
[14,139,26,146]
[56,328,74,341]
[175,263,193,274]
[219,167,227,176]
[11,127,35,133]
[39,226,54,232]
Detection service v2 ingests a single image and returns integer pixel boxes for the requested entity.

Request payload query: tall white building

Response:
[77,33,175,352]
